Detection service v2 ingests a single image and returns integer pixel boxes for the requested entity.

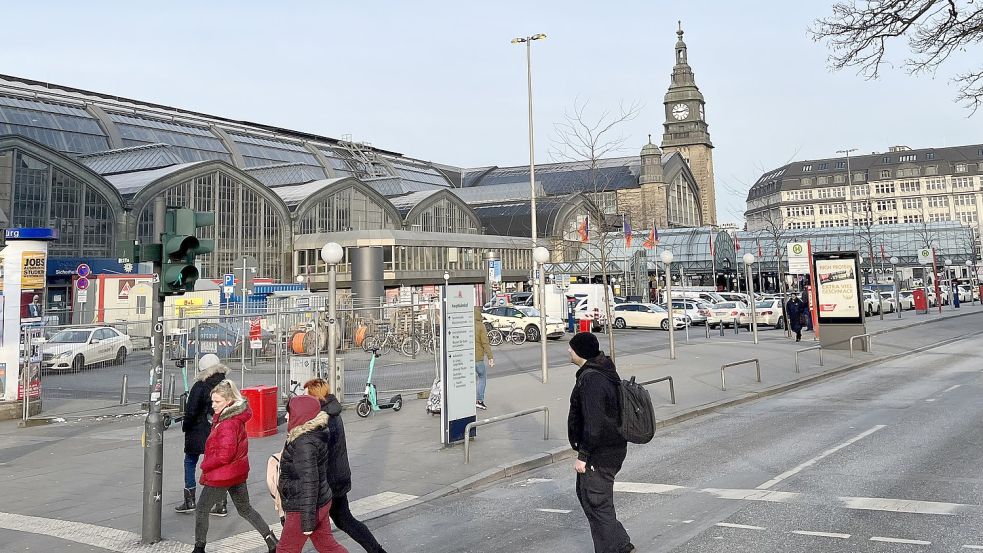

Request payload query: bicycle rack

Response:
[849,334,872,358]
[720,359,760,391]
[794,345,823,373]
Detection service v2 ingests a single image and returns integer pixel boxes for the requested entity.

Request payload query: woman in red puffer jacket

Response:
[192,380,277,553]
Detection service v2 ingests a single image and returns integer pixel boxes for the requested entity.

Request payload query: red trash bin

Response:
[241,385,278,438]
[578,318,592,333]
[912,289,928,314]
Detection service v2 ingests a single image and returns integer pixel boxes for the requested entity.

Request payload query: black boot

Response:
[264,532,278,553]
[209,497,227,517]
[191,543,205,553]
[175,488,196,513]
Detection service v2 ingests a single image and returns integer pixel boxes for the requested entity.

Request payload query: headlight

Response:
[57,351,72,359]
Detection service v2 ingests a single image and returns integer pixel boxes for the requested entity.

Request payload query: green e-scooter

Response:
[355,347,403,417]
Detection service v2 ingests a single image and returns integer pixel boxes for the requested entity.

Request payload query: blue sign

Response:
[46,258,127,277]
[76,264,91,278]
[224,273,235,287]
[4,227,59,241]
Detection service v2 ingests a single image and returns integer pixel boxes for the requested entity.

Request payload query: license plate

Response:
[201,341,218,353]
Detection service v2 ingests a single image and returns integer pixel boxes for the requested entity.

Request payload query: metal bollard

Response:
[119,374,128,405]
[734,318,739,334]
[705,323,710,340]
[719,324,725,336]
[167,374,176,404]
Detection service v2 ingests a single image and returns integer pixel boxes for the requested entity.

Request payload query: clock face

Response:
[672,103,690,120]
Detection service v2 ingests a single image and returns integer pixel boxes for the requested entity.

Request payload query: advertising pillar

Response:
[485,251,501,305]
[812,251,866,351]
[0,228,58,403]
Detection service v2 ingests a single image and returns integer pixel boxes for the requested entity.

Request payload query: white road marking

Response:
[870,536,931,545]
[941,384,962,394]
[756,425,886,489]
[841,496,966,515]
[791,530,851,539]
[702,488,802,503]
[614,482,687,494]
[0,511,187,552]
[715,522,766,530]
[682,520,694,524]
[349,491,419,516]
[925,398,937,402]
[962,546,983,550]
[536,508,572,514]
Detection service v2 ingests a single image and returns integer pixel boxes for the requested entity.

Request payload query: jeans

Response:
[330,494,385,552]
[475,360,487,402]
[279,502,348,553]
[195,484,270,545]
[183,453,199,490]
[576,464,632,553]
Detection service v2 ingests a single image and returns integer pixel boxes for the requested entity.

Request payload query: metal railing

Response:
[639,376,676,404]
[849,334,873,358]
[464,406,550,464]
[720,359,761,391]
[794,345,824,373]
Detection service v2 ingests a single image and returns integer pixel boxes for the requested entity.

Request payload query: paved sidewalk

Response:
[0,304,979,551]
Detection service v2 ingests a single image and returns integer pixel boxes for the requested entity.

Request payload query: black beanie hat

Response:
[569,332,600,360]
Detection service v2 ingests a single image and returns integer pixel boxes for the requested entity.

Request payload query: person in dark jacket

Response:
[304,378,387,553]
[800,289,814,331]
[193,379,277,553]
[786,295,804,342]
[176,354,229,515]
[566,332,635,553]
[277,395,348,553]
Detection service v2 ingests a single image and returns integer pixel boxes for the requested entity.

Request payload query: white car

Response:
[878,292,897,313]
[957,284,975,302]
[862,292,883,316]
[482,305,565,341]
[41,327,133,371]
[896,291,915,310]
[707,302,751,328]
[754,299,785,329]
[663,299,710,325]
[612,303,687,330]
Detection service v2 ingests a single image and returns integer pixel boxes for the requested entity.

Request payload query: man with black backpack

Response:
[567,332,636,553]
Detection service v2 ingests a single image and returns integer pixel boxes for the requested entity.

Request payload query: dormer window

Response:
[802,165,813,172]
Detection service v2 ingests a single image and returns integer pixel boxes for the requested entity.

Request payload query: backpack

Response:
[582,369,656,444]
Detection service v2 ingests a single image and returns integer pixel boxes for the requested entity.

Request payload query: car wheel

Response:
[660,319,670,331]
[613,317,627,329]
[72,355,85,372]
[115,348,127,365]
[525,325,541,342]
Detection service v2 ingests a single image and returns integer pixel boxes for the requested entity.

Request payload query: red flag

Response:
[643,223,659,249]
[734,234,741,251]
[880,243,887,260]
[578,214,589,243]
[624,217,633,248]
[709,229,716,257]
[757,240,763,258]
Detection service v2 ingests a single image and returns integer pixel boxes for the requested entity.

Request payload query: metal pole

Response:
[328,262,339,398]
[525,39,540,310]
[894,263,902,319]
[142,197,166,544]
[120,374,129,405]
[746,262,758,344]
[539,261,548,384]
[666,262,675,360]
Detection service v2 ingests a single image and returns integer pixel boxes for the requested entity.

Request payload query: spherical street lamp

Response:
[321,242,343,265]
[661,250,674,265]
[296,275,305,284]
[532,246,550,265]
[890,256,899,265]
[742,252,755,265]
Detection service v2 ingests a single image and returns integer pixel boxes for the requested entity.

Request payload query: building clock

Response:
[671,103,690,120]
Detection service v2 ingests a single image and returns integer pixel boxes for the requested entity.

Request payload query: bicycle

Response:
[488,322,526,346]
[361,324,401,356]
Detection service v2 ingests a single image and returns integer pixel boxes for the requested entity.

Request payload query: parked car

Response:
[662,299,710,325]
[482,305,565,341]
[878,292,897,313]
[707,302,751,328]
[862,291,883,316]
[40,326,133,371]
[754,299,786,329]
[897,291,915,310]
[184,321,274,358]
[717,292,752,304]
[611,303,687,330]
[957,284,975,303]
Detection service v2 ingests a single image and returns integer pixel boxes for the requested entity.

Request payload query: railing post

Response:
[119,374,128,405]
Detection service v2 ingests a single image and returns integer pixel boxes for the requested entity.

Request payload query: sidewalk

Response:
[0,304,980,552]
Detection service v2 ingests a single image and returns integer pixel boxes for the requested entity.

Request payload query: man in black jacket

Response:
[175,354,229,515]
[567,332,634,553]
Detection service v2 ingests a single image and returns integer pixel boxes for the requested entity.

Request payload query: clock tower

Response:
[661,22,717,225]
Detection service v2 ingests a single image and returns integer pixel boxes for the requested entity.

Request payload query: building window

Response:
[835,161,846,169]
[899,154,916,162]
[879,169,892,179]
[802,164,813,172]
[953,176,975,189]
[878,216,898,225]
[925,165,938,176]
[924,177,946,191]
[903,215,923,223]
[926,152,936,160]
[898,167,920,177]
[929,212,949,222]
[955,194,976,206]
[899,180,921,193]
[853,172,866,183]
[874,183,895,194]
[956,163,968,173]
[927,196,949,208]
[852,185,868,197]
[818,163,828,170]
[959,211,978,224]
[902,198,922,210]
[833,174,846,184]
[882,156,892,163]
[875,199,896,211]
[817,176,829,185]
[800,177,812,186]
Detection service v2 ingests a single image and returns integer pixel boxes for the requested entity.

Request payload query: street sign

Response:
[77,289,88,303]
[249,318,263,350]
[917,247,933,265]
[222,286,234,297]
[76,277,90,291]
[224,273,235,288]
[788,242,810,274]
[76,264,91,278]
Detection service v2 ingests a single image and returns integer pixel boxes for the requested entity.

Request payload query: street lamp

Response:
[512,33,546,309]
[443,271,450,288]
[743,253,758,344]
[967,259,977,304]
[533,246,550,383]
[661,250,675,360]
[321,242,344,395]
[944,258,956,308]
[890,256,901,319]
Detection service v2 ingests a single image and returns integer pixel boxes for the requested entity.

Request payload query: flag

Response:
[757,240,763,258]
[880,243,887,260]
[734,234,741,251]
[578,214,589,243]
[623,217,633,248]
[643,223,659,249]
[709,229,716,257]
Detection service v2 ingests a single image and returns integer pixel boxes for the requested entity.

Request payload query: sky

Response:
[3,0,980,225]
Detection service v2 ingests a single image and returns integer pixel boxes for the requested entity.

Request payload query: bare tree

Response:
[550,99,642,360]
[812,0,983,112]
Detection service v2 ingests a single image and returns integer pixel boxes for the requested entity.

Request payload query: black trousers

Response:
[195,484,271,545]
[576,464,631,553]
[330,493,386,553]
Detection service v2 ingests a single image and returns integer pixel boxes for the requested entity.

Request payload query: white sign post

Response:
[788,242,810,274]
[440,284,477,444]
[917,247,933,265]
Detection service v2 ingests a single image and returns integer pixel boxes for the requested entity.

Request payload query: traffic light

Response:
[160,208,215,295]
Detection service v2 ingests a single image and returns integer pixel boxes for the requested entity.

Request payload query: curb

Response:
[359,308,983,523]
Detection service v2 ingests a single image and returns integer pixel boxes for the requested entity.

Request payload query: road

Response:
[360,330,983,552]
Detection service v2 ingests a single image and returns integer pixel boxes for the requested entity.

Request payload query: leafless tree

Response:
[812,0,983,112]
[550,99,642,360]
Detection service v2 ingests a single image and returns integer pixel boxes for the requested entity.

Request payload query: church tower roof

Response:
[665,22,705,104]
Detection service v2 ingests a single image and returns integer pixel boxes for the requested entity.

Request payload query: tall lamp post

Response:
[321,242,343,395]
[967,259,977,304]
[944,258,956,308]
[533,246,550,383]
[890,257,901,319]
[743,253,758,344]
[661,250,676,360]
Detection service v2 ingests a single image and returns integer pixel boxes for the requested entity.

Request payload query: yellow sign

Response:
[21,251,46,289]
[174,297,205,317]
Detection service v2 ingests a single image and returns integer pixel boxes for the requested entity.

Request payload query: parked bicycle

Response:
[487,322,526,346]
[361,324,402,356]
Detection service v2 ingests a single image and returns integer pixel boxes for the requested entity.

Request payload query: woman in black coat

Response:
[175,354,229,514]
[304,379,388,553]
[786,296,804,342]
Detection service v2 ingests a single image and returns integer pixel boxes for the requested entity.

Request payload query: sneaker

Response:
[209,500,228,517]
[476,401,487,410]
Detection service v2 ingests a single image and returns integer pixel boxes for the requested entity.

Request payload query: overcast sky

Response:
[3,1,980,224]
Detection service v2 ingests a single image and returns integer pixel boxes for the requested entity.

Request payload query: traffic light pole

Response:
[142,200,166,544]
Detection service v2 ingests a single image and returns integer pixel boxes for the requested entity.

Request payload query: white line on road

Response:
[941,384,962,394]
[791,530,851,539]
[702,488,802,503]
[0,511,187,553]
[962,546,983,550]
[926,398,937,402]
[841,496,966,515]
[536,508,572,514]
[715,522,766,530]
[614,482,687,494]
[870,536,931,545]
[756,425,886,490]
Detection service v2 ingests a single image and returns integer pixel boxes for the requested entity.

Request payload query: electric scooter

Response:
[355,347,403,418]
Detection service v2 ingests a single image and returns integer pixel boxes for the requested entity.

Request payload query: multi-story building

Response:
[746,144,983,251]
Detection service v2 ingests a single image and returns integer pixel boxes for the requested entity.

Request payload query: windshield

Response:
[755,301,773,308]
[515,306,541,317]
[646,304,667,313]
[716,302,737,309]
[49,330,91,344]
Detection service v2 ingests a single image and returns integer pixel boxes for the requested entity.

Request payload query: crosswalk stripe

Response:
[841,496,966,515]
[792,530,851,539]
[715,522,766,530]
[870,536,931,545]
[614,482,687,494]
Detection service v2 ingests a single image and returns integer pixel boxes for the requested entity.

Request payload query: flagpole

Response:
[710,228,717,291]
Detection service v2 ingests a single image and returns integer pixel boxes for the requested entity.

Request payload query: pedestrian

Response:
[175,354,229,516]
[192,380,278,553]
[800,290,813,331]
[304,378,388,553]
[786,295,804,342]
[474,307,494,410]
[566,332,635,553]
[277,395,348,553]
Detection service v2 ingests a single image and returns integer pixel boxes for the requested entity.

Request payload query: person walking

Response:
[800,289,813,331]
[304,378,388,553]
[277,395,348,553]
[786,295,804,342]
[175,354,229,516]
[192,380,277,553]
[474,307,494,410]
[566,332,635,553]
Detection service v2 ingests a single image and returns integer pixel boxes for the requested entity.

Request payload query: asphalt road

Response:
[358,330,983,552]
